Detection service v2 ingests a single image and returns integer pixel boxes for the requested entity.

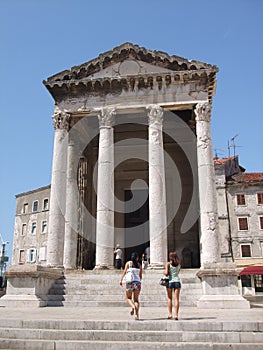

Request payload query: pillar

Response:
[195,102,249,308]
[147,105,167,268]
[95,108,115,269]
[63,130,80,269]
[47,109,69,267]
[194,102,219,266]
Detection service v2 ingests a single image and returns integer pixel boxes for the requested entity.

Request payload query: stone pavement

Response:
[1,305,263,323]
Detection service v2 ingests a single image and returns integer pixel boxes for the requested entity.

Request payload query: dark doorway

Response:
[124,189,149,263]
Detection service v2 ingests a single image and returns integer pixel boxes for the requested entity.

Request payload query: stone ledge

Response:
[5,264,64,279]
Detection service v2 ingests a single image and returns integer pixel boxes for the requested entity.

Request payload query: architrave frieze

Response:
[44,70,217,105]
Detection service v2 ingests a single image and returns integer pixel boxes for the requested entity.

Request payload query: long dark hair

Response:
[169,251,180,267]
[131,252,140,268]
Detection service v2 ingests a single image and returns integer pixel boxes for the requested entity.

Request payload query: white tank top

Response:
[128,261,141,282]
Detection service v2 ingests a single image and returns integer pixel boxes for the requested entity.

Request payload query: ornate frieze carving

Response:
[194,102,211,122]
[98,108,116,128]
[52,108,71,130]
[147,105,164,126]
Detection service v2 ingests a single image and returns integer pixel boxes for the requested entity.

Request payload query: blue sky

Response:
[0,0,262,258]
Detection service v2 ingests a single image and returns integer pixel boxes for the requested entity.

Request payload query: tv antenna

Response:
[228,134,241,157]
[213,148,225,158]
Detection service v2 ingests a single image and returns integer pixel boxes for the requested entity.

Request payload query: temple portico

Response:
[1,43,249,308]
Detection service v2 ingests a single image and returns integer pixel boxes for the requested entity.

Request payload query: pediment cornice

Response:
[44,42,218,85]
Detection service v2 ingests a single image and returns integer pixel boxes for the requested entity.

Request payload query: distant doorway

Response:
[124,189,149,263]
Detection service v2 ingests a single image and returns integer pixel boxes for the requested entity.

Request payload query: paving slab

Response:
[0,306,262,323]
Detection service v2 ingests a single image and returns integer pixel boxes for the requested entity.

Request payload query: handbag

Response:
[159,276,169,287]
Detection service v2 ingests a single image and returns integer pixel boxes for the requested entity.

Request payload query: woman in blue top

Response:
[164,251,181,320]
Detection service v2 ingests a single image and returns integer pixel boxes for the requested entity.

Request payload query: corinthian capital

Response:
[98,108,116,128]
[52,109,71,130]
[147,104,164,126]
[194,102,211,122]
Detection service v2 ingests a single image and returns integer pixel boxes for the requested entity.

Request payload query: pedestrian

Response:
[145,246,150,264]
[164,251,181,320]
[114,244,122,269]
[120,252,142,320]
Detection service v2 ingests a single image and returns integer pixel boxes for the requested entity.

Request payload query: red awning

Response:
[240,266,263,276]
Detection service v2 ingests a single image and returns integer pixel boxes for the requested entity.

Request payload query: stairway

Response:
[45,268,202,307]
[0,314,262,349]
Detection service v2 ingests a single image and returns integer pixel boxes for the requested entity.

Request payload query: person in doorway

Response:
[164,251,181,320]
[144,246,150,265]
[120,252,142,320]
[114,244,122,269]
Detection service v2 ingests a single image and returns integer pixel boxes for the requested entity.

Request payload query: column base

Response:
[196,262,250,309]
[94,264,114,270]
[147,263,165,270]
[0,264,63,308]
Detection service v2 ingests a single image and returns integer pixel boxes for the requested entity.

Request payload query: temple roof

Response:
[44,42,218,84]
[43,42,219,103]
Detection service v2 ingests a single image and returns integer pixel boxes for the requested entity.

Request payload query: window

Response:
[43,199,49,211]
[41,220,47,234]
[26,248,36,263]
[31,222,37,235]
[241,244,251,257]
[257,193,263,205]
[238,217,248,231]
[259,217,263,230]
[236,194,246,205]
[241,275,251,287]
[21,223,27,235]
[39,247,46,261]
[22,203,28,214]
[19,250,25,264]
[32,200,38,212]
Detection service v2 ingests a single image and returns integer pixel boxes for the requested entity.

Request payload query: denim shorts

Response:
[166,281,181,289]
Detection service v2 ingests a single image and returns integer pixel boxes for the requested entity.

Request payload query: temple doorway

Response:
[124,189,149,263]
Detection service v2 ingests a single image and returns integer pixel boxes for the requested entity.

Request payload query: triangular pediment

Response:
[45,42,218,84]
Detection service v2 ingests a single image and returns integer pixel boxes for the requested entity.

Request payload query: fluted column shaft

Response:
[148,105,167,268]
[95,108,115,269]
[194,102,219,266]
[47,110,69,267]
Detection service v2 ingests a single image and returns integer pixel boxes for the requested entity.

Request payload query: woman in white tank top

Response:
[120,252,142,320]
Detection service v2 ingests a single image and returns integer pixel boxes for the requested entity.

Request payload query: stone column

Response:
[47,109,69,267]
[63,130,80,269]
[147,105,167,268]
[95,108,115,269]
[194,102,219,266]
[195,102,249,309]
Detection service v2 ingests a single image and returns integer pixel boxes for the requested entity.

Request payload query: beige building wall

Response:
[12,185,50,266]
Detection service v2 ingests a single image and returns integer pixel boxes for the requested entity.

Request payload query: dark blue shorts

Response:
[166,282,181,289]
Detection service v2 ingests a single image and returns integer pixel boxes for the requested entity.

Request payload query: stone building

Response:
[215,156,263,295]
[12,186,50,266]
[2,43,251,308]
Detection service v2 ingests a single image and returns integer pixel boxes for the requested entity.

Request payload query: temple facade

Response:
[43,42,219,270]
[2,43,251,308]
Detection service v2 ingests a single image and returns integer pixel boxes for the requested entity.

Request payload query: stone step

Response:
[0,327,263,343]
[0,319,262,332]
[0,339,262,350]
[47,285,202,294]
[45,300,197,307]
[45,293,201,302]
